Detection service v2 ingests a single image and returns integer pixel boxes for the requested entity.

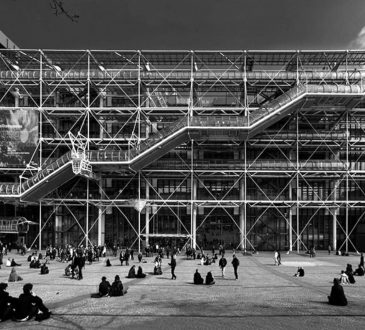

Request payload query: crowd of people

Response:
[1,238,365,323]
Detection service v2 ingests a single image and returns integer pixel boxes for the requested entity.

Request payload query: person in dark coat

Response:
[170,254,177,280]
[73,252,85,280]
[0,282,17,321]
[106,258,112,267]
[193,269,204,284]
[231,255,240,280]
[294,267,305,277]
[354,264,365,276]
[110,275,127,296]
[40,262,49,275]
[205,271,215,285]
[360,252,364,267]
[136,266,146,278]
[11,258,21,267]
[219,256,227,277]
[14,283,51,321]
[98,276,111,297]
[127,265,136,278]
[328,278,348,306]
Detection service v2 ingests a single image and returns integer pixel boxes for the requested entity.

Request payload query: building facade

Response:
[1,49,365,252]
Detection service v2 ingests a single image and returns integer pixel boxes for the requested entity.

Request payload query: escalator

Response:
[0,84,363,202]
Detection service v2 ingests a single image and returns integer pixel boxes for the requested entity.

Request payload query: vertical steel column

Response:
[39,51,43,250]
[145,179,150,247]
[138,51,142,253]
[345,110,349,253]
[189,50,194,119]
[38,201,42,250]
[85,50,91,248]
[86,179,89,248]
[296,111,300,253]
[98,177,105,246]
[190,139,196,248]
[39,50,43,168]
[244,51,248,119]
[288,152,293,252]
[138,172,141,253]
[240,141,247,251]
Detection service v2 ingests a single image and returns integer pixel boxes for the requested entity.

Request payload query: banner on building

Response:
[0,109,38,167]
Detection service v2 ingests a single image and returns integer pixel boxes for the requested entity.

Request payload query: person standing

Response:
[219,255,227,277]
[328,244,332,255]
[360,252,364,267]
[274,250,279,265]
[232,254,240,280]
[170,254,177,280]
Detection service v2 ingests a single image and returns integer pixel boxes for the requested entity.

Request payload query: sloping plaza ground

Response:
[0,250,365,329]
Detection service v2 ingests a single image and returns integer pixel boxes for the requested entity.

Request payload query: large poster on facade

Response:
[0,109,38,167]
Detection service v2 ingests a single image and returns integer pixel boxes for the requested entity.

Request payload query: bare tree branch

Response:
[49,0,79,22]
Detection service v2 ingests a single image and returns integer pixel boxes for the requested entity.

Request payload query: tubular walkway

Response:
[0,84,363,202]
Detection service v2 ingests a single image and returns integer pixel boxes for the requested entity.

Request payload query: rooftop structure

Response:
[0,30,18,49]
[0,49,365,253]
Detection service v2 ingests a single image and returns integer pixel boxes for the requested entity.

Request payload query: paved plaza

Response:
[0,250,365,329]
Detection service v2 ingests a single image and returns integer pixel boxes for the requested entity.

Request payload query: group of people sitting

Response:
[200,254,217,266]
[0,283,51,322]
[127,265,147,278]
[97,275,128,297]
[338,263,362,284]
[5,258,21,267]
[193,269,215,285]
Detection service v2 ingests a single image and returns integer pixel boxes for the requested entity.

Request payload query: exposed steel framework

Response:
[1,49,365,253]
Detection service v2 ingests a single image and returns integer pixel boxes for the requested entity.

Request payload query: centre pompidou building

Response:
[1,49,365,253]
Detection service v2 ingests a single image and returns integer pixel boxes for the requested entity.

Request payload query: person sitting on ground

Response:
[339,270,349,285]
[11,258,21,267]
[205,271,215,285]
[136,266,146,278]
[127,265,136,278]
[347,271,356,284]
[14,283,51,321]
[106,258,112,267]
[98,276,111,297]
[8,267,23,282]
[328,278,347,306]
[110,275,127,296]
[354,264,365,276]
[40,262,49,275]
[154,264,163,275]
[345,264,354,276]
[154,255,162,268]
[0,282,17,322]
[30,258,41,269]
[64,264,72,277]
[204,254,212,266]
[193,269,204,285]
[294,267,305,277]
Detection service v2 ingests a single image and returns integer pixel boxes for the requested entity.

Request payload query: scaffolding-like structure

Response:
[1,49,365,253]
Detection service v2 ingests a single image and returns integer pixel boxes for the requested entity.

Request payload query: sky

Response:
[1,0,365,50]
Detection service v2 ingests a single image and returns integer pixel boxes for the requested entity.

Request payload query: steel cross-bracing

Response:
[1,50,365,253]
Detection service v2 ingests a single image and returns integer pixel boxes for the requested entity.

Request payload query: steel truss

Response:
[2,50,365,252]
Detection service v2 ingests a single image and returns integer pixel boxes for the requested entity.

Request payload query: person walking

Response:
[232,254,240,280]
[360,252,364,267]
[219,255,227,277]
[170,254,177,280]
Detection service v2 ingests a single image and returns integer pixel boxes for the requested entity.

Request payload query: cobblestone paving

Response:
[0,250,364,329]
